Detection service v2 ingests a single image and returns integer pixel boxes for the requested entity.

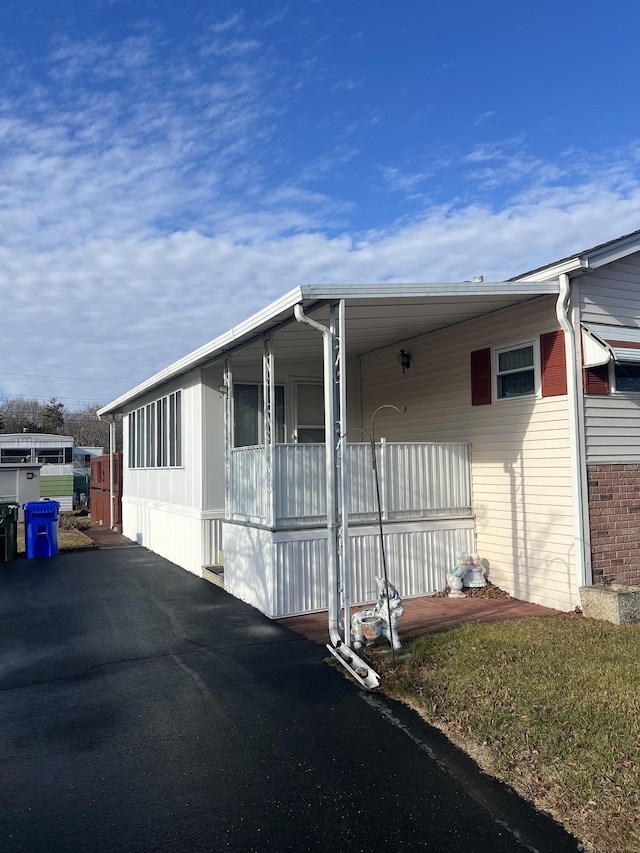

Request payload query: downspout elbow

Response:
[294,303,330,337]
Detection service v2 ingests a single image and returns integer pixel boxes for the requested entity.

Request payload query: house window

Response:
[495,342,537,400]
[1,448,31,463]
[233,383,285,447]
[472,332,565,406]
[614,363,640,393]
[35,448,70,464]
[295,382,325,443]
[128,390,182,468]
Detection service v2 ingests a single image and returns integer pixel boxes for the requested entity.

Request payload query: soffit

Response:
[99,281,559,414]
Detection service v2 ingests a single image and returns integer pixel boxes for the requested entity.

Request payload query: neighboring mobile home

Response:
[98,230,640,621]
[0,434,75,509]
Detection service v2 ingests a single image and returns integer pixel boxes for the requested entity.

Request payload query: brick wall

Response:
[588,464,640,585]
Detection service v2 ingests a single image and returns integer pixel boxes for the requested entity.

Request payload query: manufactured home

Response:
[98,230,640,623]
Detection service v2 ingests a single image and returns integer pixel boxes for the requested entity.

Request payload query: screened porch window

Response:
[495,343,536,399]
[233,384,285,447]
[128,390,182,468]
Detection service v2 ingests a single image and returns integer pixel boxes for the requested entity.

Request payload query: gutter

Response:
[556,273,589,593]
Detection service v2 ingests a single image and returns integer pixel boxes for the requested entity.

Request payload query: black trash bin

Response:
[0,503,19,562]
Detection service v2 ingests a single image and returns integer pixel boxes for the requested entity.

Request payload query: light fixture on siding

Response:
[217,383,229,396]
[397,349,412,374]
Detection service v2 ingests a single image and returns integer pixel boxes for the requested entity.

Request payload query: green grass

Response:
[374,614,640,850]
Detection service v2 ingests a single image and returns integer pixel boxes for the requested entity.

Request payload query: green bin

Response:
[0,503,19,562]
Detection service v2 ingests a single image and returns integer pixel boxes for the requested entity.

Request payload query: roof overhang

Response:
[98,279,560,417]
[582,323,640,367]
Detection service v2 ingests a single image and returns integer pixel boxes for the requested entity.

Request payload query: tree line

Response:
[0,396,123,452]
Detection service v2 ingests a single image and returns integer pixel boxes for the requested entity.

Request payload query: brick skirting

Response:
[588,464,640,585]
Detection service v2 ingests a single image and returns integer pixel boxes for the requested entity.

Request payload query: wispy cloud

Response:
[474,110,496,125]
[3,14,640,408]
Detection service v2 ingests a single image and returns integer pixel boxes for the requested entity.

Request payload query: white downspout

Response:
[294,304,342,648]
[294,303,380,689]
[556,273,589,593]
[109,417,115,529]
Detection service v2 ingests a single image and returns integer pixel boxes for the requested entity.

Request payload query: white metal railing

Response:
[228,441,472,528]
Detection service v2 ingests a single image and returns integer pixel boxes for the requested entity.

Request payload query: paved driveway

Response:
[0,548,580,852]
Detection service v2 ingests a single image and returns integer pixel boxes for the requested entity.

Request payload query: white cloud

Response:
[3,24,640,409]
[5,167,640,405]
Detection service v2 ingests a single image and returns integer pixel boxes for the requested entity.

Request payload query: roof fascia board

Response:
[98,286,306,416]
[513,259,586,282]
[98,279,558,417]
[514,233,640,282]
[300,280,559,298]
[582,233,640,269]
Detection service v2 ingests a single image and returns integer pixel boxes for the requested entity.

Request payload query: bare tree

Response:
[64,404,123,452]
[0,397,122,453]
[0,397,46,434]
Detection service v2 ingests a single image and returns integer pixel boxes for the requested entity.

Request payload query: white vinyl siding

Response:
[123,372,202,512]
[361,294,577,611]
[578,253,640,463]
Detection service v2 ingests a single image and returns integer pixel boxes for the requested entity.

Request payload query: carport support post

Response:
[263,336,275,529]
[335,300,351,647]
[223,358,232,521]
[294,301,350,648]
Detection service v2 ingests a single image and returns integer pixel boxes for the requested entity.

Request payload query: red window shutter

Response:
[583,364,609,395]
[471,348,492,405]
[541,330,567,397]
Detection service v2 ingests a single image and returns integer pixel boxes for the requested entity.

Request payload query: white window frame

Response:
[612,361,640,394]
[493,339,540,402]
[128,390,182,469]
[293,380,325,444]
[232,382,285,448]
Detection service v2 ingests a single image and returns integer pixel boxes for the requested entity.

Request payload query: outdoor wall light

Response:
[26,472,34,479]
[217,384,229,396]
[397,349,412,374]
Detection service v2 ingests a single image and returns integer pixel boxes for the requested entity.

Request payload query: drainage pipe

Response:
[294,303,342,648]
[556,273,589,592]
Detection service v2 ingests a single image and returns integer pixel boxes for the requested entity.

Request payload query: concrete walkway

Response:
[0,548,580,852]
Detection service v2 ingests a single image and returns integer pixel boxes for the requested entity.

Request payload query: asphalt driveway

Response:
[0,548,580,852]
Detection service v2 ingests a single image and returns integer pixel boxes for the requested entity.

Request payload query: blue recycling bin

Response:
[23,500,60,559]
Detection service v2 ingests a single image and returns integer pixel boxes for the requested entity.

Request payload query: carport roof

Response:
[98,279,560,416]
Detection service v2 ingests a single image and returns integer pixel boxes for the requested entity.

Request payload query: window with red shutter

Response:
[540,330,567,397]
[583,364,610,395]
[470,348,492,405]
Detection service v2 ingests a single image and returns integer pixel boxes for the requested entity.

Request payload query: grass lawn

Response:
[374,614,640,851]
[16,513,97,555]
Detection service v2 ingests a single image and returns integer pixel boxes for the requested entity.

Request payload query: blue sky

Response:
[2,0,640,407]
